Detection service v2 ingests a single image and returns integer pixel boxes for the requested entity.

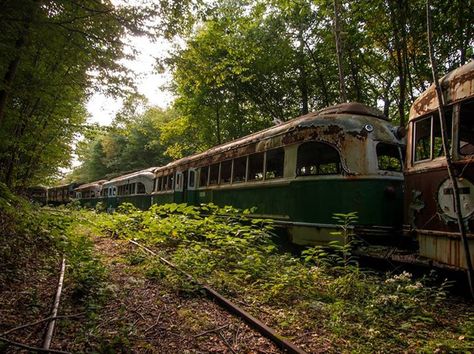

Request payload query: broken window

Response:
[209,163,219,185]
[233,156,247,183]
[248,153,264,181]
[377,143,402,172]
[167,174,174,190]
[220,160,232,184]
[414,117,432,162]
[265,148,285,179]
[413,111,453,163]
[432,110,452,158]
[199,166,209,187]
[459,100,474,156]
[297,142,341,175]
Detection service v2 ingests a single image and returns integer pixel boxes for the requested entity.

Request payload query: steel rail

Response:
[43,257,66,350]
[129,240,308,354]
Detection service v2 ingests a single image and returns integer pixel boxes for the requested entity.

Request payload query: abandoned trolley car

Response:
[151,102,405,245]
[404,60,474,270]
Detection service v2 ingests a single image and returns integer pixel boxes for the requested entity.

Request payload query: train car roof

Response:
[410,60,474,120]
[153,102,394,173]
[102,167,156,187]
[74,180,107,191]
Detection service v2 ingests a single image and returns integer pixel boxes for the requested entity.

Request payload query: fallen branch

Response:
[1,313,85,336]
[194,324,229,338]
[0,336,70,353]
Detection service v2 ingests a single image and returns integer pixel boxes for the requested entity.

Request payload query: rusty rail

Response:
[129,240,308,354]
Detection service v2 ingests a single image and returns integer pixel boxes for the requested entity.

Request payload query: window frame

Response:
[296,141,342,176]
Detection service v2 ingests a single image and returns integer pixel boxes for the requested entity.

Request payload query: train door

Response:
[185,168,198,205]
[174,171,184,203]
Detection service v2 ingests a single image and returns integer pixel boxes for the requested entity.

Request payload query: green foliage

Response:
[93,203,474,352]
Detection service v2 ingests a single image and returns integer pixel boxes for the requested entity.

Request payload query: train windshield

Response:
[459,100,474,156]
[377,143,402,172]
[413,111,452,162]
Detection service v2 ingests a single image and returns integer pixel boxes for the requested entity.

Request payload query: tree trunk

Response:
[333,0,346,103]
[298,28,309,115]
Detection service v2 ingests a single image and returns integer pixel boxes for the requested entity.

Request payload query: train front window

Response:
[414,117,431,161]
[265,148,284,179]
[137,182,146,194]
[297,142,341,176]
[377,143,402,172]
[459,101,474,156]
[248,153,264,181]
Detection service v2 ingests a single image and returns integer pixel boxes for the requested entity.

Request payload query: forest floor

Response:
[1,201,474,353]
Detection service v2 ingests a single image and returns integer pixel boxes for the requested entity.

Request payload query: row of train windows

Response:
[98,183,146,197]
[413,100,474,162]
[154,141,402,191]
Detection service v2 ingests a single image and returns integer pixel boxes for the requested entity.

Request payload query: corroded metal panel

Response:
[410,60,474,120]
[153,102,402,177]
[418,233,474,270]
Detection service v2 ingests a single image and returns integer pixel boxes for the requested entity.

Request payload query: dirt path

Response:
[83,236,283,353]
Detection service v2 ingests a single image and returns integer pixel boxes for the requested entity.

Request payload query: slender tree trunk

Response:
[215,101,221,145]
[298,28,309,114]
[333,0,346,103]
[426,0,474,298]
[304,43,330,107]
[388,0,406,126]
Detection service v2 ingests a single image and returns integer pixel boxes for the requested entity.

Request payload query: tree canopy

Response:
[1,0,472,185]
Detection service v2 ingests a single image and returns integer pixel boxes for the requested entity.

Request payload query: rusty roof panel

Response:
[410,60,474,120]
[154,102,397,174]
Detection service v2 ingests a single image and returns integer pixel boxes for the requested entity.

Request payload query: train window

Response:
[131,183,136,195]
[432,111,452,158]
[248,153,264,181]
[233,156,247,183]
[220,160,232,184]
[209,163,219,185]
[297,142,341,175]
[265,148,284,179]
[414,117,432,161]
[459,101,474,156]
[199,166,209,187]
[167,174,174,190]
[189,170,196,188]
[377,143,402,172]
[137,182,146,194]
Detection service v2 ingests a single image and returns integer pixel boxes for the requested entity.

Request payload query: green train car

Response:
[73,169,156,210]
[150,102,405,245]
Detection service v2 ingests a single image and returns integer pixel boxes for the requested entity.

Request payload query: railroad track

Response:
[0,257,72,353]
[129,239,309,354]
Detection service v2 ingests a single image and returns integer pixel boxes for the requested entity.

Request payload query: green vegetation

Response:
[1,187,473,351]
[93,203,473,352]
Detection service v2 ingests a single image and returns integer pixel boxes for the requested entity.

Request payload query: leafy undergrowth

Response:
[92,202,474,353]
[2,194,474,352]
[0,185,107,351]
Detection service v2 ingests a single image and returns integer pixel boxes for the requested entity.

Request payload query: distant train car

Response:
[152,102,405,245]
[404,60,474,269]
[26,186,48,205]
[101,168,155,210]
[48,183,77,205]
[74,180,107,208]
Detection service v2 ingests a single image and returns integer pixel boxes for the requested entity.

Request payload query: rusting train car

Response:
[404,60,474,269]
[151,102,405,245]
